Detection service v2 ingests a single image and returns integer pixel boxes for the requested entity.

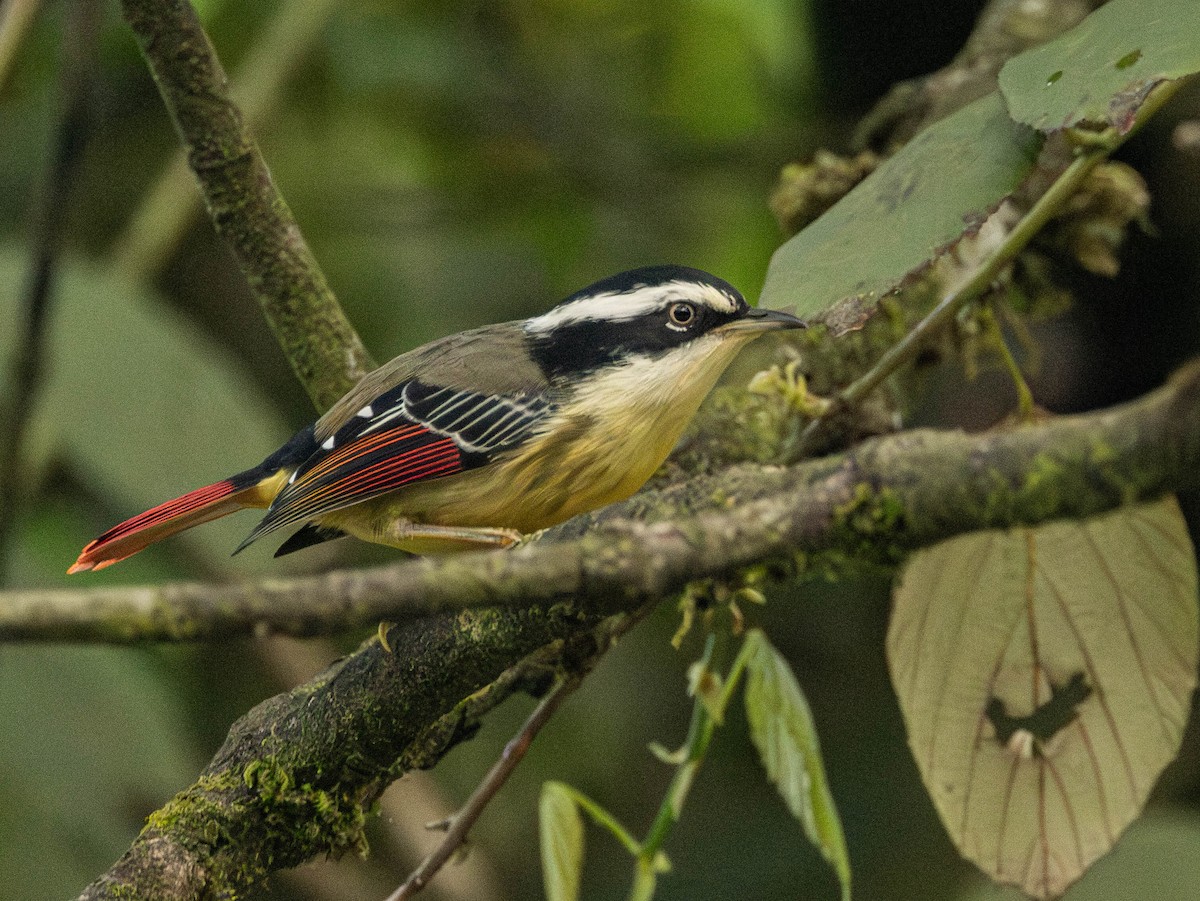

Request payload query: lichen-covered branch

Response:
[112,0,342,283]
[853,0,1105,151]
[12,358,1200,647]
[77,608,616,901]
[772,0,1104,236]
[118,0,374,408]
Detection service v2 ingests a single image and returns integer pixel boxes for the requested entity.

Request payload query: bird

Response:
[69,265,804,573]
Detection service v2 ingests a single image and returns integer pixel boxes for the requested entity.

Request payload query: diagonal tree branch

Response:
[119,0,374,408]
[112,0,342,283]
[78,610,623,901]
[387,669,589,900]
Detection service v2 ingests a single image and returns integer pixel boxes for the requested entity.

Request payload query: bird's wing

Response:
[237,379,554,549]
[314,323,544,440]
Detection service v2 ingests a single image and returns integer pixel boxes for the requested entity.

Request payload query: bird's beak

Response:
[719,306,806,334]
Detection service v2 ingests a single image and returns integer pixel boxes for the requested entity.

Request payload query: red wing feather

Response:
[236,422,468,548]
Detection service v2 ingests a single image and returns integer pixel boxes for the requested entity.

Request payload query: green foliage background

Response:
[2,1,1200,899]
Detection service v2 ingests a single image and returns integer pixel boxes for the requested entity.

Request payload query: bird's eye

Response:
[668,302,696,328]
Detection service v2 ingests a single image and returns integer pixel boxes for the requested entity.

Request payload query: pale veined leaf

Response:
[888,497,1198,899]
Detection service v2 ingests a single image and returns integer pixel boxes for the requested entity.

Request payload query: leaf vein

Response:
[1039,561,1141,799]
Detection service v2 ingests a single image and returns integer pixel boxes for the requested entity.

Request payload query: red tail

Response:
[69,478,268,573]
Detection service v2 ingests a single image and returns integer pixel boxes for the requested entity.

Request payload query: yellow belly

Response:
[331,406,681,539]
[322,330,756,550]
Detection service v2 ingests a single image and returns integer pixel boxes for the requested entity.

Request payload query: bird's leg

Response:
[378,519,523,554]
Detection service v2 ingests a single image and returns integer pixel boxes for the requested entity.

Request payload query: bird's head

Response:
[523,265,804,379]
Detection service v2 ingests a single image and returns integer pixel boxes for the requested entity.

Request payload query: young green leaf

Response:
[743,629,852,900]
[999,0,1200,133]
[539,781,585,901]
[888,497,1199,899]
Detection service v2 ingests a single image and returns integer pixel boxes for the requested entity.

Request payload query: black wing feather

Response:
[237,379,554,553]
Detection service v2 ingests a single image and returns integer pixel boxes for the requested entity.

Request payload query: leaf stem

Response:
[564,787,643,857]
[982,305,1035,419]
[625,633,727,901]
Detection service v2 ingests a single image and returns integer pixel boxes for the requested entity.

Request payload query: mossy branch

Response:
[11,359,1200,646]
[77,609,618,901]
[118,0,374,408]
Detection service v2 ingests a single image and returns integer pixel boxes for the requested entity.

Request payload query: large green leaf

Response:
[999,0,1200,133]
[759,93,1040,328]
[0,247,288,573]
[888,498,1198,899]
[539,781,585,901]
[743,629,851,900]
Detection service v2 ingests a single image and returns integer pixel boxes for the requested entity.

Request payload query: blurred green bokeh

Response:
[3,2,1200,900]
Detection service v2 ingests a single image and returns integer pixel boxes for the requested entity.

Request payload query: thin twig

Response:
[388,603,651,901]
[386,675,584,901]
[0,0,101,581]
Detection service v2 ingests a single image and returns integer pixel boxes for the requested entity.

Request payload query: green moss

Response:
[1011,451,1070,520]
[140,755,371,895]
[829,483,909,565]
[234,756,370,873]
[144,771,240,840]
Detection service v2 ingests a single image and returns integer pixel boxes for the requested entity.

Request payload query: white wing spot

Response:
[288,470,298,484]
[356,405,374,418]
[359,403,409,436]
[321,436,335,450]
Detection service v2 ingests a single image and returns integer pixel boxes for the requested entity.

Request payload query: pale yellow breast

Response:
[344,329,758,536]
